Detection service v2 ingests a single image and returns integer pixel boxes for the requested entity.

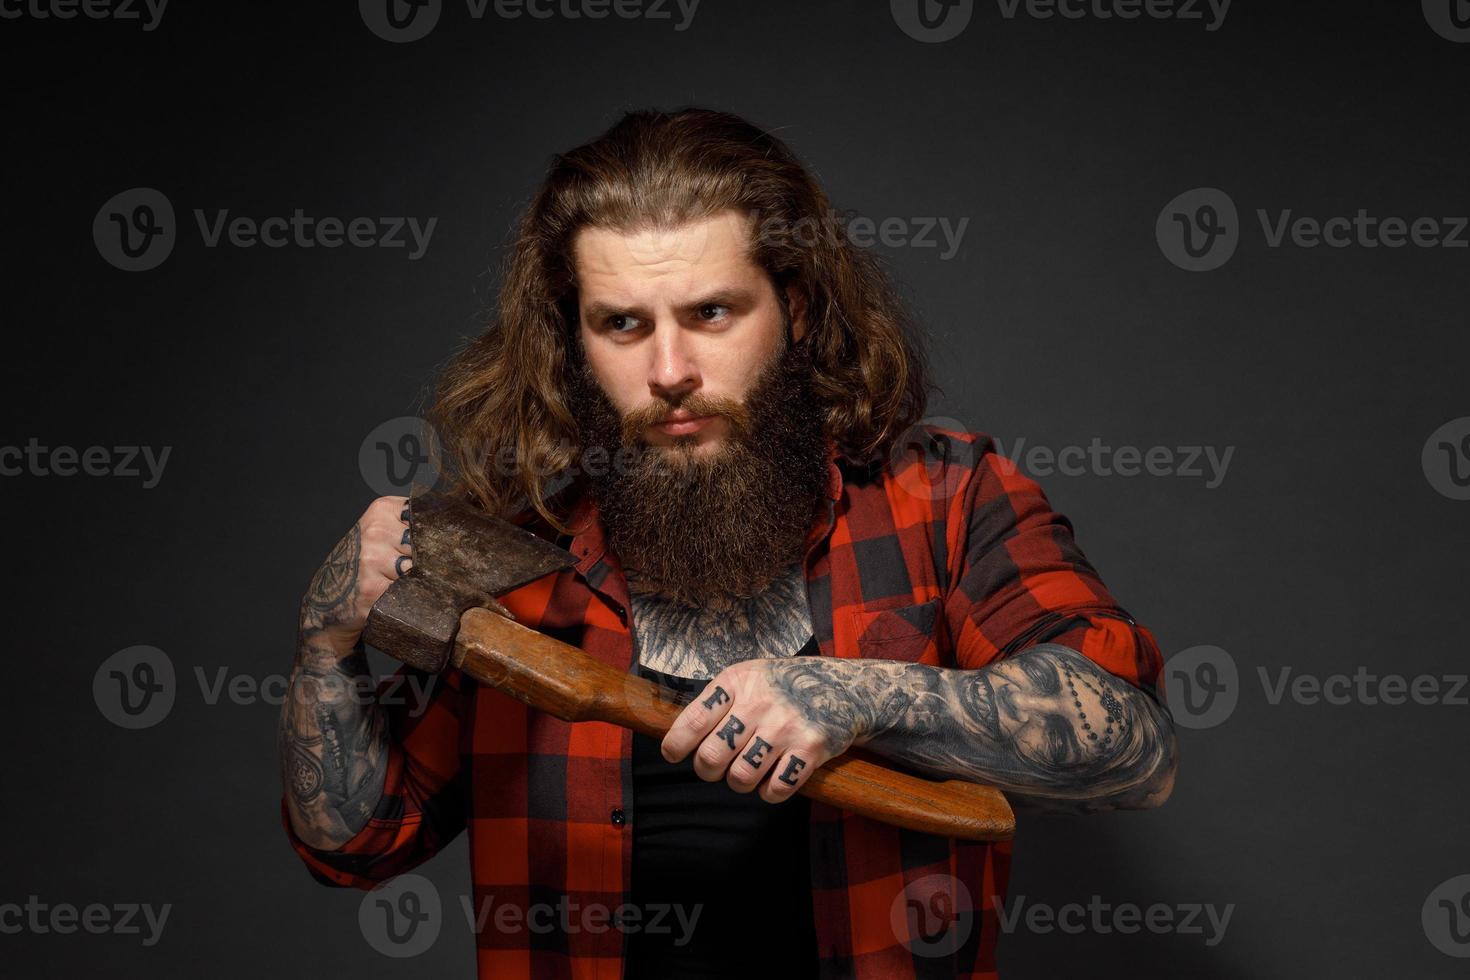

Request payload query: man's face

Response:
[565,209,829,607]
[572,209,805,457]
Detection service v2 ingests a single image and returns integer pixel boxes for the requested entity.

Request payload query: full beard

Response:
[568,332,830,609]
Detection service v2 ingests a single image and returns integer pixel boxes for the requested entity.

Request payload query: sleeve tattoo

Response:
[278,523,391,850]
[765,643,1177,812]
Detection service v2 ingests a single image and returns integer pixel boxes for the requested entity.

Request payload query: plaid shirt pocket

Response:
[847,597,942,663]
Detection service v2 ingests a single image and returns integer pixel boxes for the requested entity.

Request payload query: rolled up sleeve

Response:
[281,665,473,889]
[943,436,1165,698]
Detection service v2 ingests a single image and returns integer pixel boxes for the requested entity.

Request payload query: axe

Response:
[362,490,1014,841]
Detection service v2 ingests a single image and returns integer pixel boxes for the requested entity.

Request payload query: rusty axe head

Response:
[361,490,578,673]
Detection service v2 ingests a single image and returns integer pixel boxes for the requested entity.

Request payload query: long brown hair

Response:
[427,107,930,532]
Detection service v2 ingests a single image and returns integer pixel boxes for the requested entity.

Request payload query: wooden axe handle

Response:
[451,607,1014,841]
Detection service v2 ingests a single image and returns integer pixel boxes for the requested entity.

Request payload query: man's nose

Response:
[647,323,700,401]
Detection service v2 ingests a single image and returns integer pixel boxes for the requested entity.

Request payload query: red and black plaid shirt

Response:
[282,426,1165,979]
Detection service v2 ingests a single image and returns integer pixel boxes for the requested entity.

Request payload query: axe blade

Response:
[362,490,579,673]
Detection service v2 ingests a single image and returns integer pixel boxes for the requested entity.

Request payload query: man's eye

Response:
[697,304,730,321]
[607,314,641,332]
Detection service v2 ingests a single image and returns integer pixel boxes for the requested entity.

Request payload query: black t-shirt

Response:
[623,648,821,978]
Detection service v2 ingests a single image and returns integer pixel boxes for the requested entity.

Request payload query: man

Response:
[279,108,1177,979]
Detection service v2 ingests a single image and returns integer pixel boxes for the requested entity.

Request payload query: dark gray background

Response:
[3,1,1468,976]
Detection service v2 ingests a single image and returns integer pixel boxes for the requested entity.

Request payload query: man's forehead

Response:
[571,210,761,295]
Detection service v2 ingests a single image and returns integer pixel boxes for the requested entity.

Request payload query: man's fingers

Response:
[691,709,757,782]
[392,554,414,579]
[757,745,821,804]
[723,729,780,793]
[660,680,734,763]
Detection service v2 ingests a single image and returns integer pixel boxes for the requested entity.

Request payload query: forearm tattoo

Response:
[761,643,1176,812]
[299,524,362,633]
[279,523,390,849]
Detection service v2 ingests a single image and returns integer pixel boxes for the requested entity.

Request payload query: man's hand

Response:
[300,495,414,649]
[661,646,1178,813]
[660,658,861,803]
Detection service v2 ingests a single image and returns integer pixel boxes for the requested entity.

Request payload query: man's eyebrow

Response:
[681,288,757,311]
[580,288,760,324]
[581,299,637,323]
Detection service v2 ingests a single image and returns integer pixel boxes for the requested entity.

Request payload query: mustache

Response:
[618,392,753,444]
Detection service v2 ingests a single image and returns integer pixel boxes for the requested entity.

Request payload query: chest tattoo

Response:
[627,563,814,680]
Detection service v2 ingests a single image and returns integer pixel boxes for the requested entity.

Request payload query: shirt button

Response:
[610,808,626,826]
